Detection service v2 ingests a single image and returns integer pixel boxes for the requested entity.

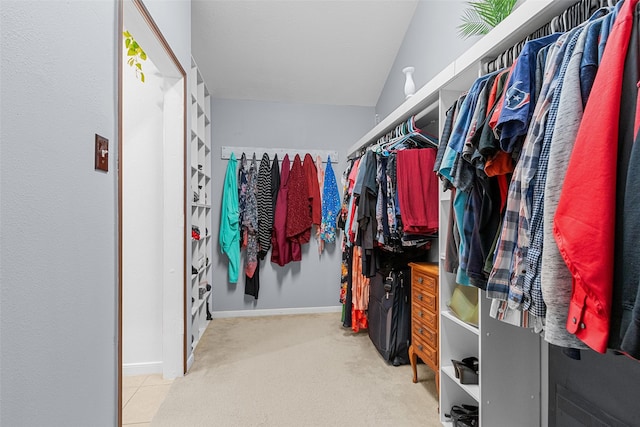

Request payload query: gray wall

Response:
[211,99,374,312]
[1,1,119,424]
[0,0,190,424]
[375,0,477,119]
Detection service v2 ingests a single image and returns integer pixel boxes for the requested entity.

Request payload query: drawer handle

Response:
[418,277,423,284]
[418,294,423,301]
[418,328,423,334]
[418,344,424,351]
[419,311,424,317]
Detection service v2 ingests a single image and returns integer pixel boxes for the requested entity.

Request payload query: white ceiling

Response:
[191,0,418,107]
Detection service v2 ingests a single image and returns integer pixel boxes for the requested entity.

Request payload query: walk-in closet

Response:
[4,1,640,426]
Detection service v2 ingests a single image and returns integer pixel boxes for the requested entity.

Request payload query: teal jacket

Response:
[220,153,240,283]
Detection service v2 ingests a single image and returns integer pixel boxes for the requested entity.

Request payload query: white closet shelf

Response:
[198,291,211,308]
[442,310,479,335]
[442,365,480,401]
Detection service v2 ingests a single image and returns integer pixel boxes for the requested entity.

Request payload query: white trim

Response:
[221,146,339,163]
[186,352,195,373]
[212,306,342,319]
[122,361,162,377]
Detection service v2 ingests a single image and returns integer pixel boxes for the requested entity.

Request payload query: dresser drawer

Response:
[413,336,438,370]
[413,271,436,294]
[413,323,437,349]
[413,290,437,313]
[413,306,437,330]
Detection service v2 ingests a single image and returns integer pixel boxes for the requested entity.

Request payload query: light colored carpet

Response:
[152,312,440,426]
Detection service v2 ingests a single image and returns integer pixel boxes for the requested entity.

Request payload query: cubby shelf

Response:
[188,57,213,369]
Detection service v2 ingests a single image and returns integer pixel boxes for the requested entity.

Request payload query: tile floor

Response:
[122,374,174,426]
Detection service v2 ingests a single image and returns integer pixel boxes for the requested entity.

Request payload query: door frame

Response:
[117,0,187,424]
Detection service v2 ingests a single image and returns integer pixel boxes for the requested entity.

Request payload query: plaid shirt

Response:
[523,28,585,318]
[487,30,577,324]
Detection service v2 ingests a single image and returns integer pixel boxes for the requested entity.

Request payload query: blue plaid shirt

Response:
[486,30,578,324]
[522,27,585,319]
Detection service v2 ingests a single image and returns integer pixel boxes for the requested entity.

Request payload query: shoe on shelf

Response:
[192,266,198,275]
[451,357,478,385]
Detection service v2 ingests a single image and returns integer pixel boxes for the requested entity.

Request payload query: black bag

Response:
[445,404,479,427]
[368,268,412,366]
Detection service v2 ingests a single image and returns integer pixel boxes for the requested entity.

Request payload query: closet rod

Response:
[220,146,339,164]
[485,0,615,72]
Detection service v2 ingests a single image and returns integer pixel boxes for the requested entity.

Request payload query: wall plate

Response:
[95,134,109,172]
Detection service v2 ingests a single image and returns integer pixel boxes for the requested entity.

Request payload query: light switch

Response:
[95,134,109,172]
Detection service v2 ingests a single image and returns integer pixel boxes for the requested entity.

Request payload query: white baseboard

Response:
[123,361,162,377]
[212,305,342,319]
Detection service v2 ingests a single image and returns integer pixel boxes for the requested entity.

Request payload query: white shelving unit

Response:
[346,1,578,425]
[188,58,213,367]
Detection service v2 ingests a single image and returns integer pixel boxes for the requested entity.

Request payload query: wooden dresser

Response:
[408,262,439,393]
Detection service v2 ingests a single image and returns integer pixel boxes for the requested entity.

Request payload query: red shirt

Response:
[554,0,638,353]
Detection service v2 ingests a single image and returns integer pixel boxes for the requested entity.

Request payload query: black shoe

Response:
[451,357,478,384]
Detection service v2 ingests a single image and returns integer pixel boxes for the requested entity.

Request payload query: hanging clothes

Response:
[385,154,399,245]
[271,154,297,266]
[535,11,614,350]
[245,259,260,299]
[341,245,353,328]
[555,0,639,354]
[257,153,273,260]
[396,148,439,235]
[303,153,322,227]
[494,32,562,153]
[315,155,325,254]
[219,153,240,283]
[351,246,369,333]
[356,150,378,278]
[237,153,248,248]
[243,154,258,279]
[344,158,361,245]
[316,155,325,201]
[286,154,311,253]
[319,155,340,248]
[487,28,582,329]
[270,154,281,223]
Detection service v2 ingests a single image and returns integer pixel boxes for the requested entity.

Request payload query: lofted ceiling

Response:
[191,0,419,107]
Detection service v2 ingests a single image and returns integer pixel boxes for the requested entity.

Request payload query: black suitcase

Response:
[368,268,412,366]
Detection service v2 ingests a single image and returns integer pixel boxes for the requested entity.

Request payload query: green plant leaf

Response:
[123,30,131,38]
[123,33,146,83]
[458,0,516,38]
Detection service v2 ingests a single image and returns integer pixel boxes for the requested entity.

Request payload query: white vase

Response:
[403,66,415,99]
